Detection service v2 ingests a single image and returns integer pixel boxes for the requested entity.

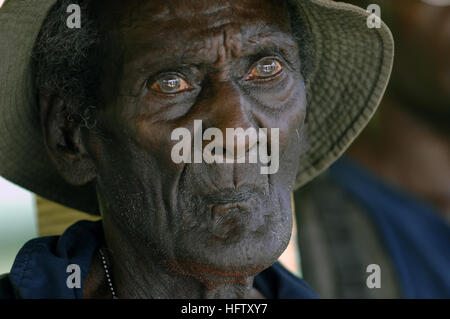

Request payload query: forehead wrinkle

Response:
[132,0,233,22]
[122,21,239,70]
[117,1,295,73]
[169,1,232,18]
[174,26,297,64]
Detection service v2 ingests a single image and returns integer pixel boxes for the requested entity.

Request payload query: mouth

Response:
[202,186,267,239]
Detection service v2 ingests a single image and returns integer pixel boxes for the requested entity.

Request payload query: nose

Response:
[201,81,258,160]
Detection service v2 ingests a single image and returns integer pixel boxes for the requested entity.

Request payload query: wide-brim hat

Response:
[0,0,394,215]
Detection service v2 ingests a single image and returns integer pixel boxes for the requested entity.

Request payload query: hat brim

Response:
[0,0,393,215]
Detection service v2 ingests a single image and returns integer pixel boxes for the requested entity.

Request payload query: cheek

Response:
[258,77,307,150]
[269,80,307,180]
[283,85,307,137]
[132,118,183,171]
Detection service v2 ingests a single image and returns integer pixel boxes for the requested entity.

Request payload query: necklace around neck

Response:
[99,248,119,299]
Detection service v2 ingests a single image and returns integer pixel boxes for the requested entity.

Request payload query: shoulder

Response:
[254,262,319,299]
[0,274,16,299]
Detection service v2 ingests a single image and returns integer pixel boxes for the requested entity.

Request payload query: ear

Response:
[39,92,97,186]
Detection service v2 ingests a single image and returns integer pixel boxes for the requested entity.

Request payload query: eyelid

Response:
[247,47,296,70]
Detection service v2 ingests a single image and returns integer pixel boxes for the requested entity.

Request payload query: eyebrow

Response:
[244,32,299,63]
[125,31,299,76]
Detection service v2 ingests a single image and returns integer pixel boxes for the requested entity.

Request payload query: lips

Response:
[203,187,257,205]
[203,187,266,239]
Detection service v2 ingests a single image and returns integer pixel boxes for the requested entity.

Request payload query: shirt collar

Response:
[8,220,318,299]
[9,220,103,298]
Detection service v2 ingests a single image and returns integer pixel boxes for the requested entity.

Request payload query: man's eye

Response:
[246,58,283,81]
[150,74,192,94]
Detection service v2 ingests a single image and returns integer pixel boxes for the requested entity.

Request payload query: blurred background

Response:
[294,0,450,298]
[0,177,37,274]
[0,180,99,274]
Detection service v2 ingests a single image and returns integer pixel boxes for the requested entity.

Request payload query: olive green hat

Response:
[0,0,394,215]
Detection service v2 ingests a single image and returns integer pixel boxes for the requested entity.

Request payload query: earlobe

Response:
[39,92,97,186]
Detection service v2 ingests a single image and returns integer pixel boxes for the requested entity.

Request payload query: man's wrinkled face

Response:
[88,0,306,280]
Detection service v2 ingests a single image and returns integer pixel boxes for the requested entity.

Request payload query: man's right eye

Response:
[150,74,193,94]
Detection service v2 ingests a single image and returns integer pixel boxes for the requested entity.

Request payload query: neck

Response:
[86,215,262,299]
[348,95,450,221]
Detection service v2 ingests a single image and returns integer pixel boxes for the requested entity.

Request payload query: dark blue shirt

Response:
[0,220,318,299]
[329,159,450,298]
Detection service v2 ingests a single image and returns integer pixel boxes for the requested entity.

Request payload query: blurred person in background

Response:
[295,0,450,298]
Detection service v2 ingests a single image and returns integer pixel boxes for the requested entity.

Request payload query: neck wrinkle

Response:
[101,216,256,299]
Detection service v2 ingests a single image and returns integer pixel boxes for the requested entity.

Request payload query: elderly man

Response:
[0,0,393,298]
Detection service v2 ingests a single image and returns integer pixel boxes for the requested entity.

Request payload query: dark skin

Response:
[39,0,307,298]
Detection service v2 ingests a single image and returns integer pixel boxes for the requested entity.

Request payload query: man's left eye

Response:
[246,57,283,81]
[150,74,193,94]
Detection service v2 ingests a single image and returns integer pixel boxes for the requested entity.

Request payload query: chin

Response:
[170,191,293,279]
